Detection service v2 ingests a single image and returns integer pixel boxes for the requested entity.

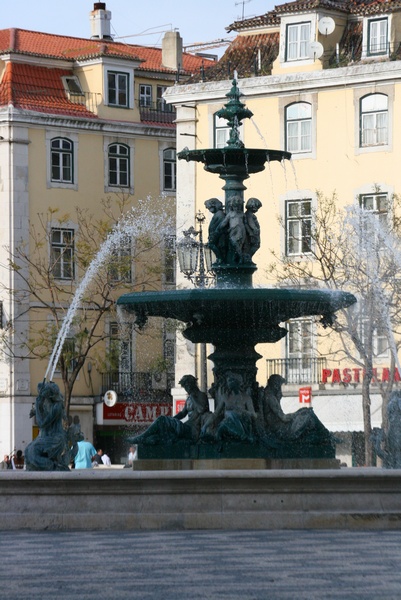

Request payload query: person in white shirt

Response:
[128,446,137,464]
[101,452,111,466]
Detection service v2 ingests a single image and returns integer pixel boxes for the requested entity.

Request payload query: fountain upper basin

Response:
[177,147,292,177]
[117,287,357,345]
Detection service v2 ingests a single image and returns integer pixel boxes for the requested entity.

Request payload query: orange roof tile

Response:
[191,33,280,82]
[0,62,98,118]
[0,28,213,75]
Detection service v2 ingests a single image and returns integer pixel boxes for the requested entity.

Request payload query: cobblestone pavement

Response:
[1,530,401,599]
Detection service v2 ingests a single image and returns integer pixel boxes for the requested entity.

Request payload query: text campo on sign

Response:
[322,367,401,385]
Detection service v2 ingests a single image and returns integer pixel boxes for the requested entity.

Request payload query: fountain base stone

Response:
[133,458,341,470]
[2,469,401,531]
[136,440,336,462]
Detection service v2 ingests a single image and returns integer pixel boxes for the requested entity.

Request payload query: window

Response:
[109,237,132,283]
[286,199,312,256]
[164,235,176,285]
[359,192,389,247]
[360,193,388,224]
[368,18,388,55]
[359,317,389,358]
[287,319,313,363]
[139,84,152,107]
[360,94,388,147]
[286,318,314,383]
[51,228,75,280]
[110,322,132,373]
[108,143,130,187]
[62,76,84,97]
[108,71,129,107]
[51,138,73,183]
[163,320,176,374]
[214,114,230,148]
[157,86,172,111]
[163,148,176,191]
[285,103,312,154]
[286,22,311,61]
[56,337,77,374]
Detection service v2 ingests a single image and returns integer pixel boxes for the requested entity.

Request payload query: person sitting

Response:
[0,454,12,470]
[101,452,111,466]
[12,449,24,470]
[92,449,104,466]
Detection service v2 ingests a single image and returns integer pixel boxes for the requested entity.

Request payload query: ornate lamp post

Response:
[176,211,215,392]
[176,211,215,289]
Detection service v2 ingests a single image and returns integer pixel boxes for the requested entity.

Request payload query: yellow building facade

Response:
[0,3,211,462]
[167,0,401,465]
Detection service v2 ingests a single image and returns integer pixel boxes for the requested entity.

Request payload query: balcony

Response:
[266,357,327,385]
[137,101,176,124]
[101,371,174,400]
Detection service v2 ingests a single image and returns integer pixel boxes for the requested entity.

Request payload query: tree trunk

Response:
[362,369,373,466]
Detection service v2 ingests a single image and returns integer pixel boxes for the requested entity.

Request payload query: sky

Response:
[1,0,275,56]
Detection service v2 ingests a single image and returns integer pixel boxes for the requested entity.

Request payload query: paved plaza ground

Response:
[1,529,401,599]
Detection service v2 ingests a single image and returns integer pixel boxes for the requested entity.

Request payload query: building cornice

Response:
[165,61,401,104]
[0,107,175,139]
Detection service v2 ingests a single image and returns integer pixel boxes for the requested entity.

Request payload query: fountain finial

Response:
[216,78,253,149]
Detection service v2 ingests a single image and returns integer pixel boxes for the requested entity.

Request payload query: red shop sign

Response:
[299,387,312,404]
[103,402,172,424]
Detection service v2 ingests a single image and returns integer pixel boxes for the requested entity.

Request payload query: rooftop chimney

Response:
[90,3,113,40]
[162,31,183,72]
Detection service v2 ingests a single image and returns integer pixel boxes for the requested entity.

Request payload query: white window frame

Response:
[214,114,230,148]
[360,94,388,148]
[139,84,152,107]
[285,318,315,384]
[107,71,130,108]
[62,76,84,97]
[104,137,134,193]
[163,320,176,375]
[359,316,390,359]
[354,86,393,155]
[368,17,388,56]
[109,237,132,283]
[50,138,74,184]
[286,22,311,61]
[108,143,130,188]
[163,235,176,286]
[101,59,134,112]
[50,227,75,280]
[285,199,313,257]
[280,94,317,160]
[110,321,133,374]
[53,337,78,377]
[279,14,316,68]
[285,102,312,154]
[46,130,78,190]
[163,148,176,191]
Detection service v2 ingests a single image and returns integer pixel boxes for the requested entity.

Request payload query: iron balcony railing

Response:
[137,101,176,124]
[266,357,327,385]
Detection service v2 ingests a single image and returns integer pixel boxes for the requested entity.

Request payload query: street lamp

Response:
[176,211,215,392]
[176,211,215,288]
